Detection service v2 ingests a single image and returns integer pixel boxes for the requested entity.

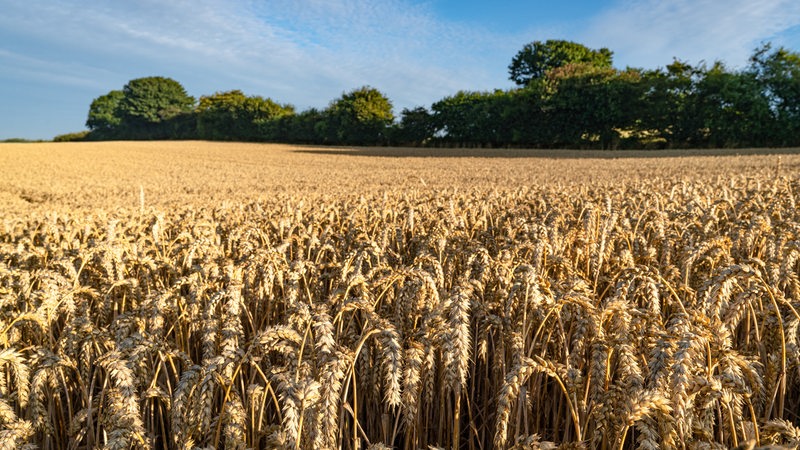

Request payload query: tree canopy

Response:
[84,77,195,140]
[118,77,195,124]
[86,90,124,136]
[321,86,394,145]
[79,41,800,149]
[196,90,293,141]
[750,43,800,144]
[508,39,613,86]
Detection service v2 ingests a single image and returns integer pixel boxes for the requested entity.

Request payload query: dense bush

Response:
[53,131,90,142]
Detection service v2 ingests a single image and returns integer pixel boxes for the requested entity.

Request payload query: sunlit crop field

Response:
[1,141,800,449]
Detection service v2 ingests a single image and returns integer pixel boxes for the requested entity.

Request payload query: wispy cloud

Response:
[582,0,800,69]
[5,0,799,139]
[0,0,523,112]
[0,49,114,89]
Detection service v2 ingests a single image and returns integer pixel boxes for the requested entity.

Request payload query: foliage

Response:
[544,64,643,148]
[196,90,294,141]
[86,90,124,136]
[53,130,90,142]
[81,41,800,149]
[430,90,513,146]
[115,77,196,139]
[750,43,800,145]
[320,86,394,145]
[274,108,327,144]
[694,62,774,147]
[390,107,435,146]
[87,78,195,140]
[118,76,195,125]
[1,138,46,143]
[637,60,704,147]
[509,39,613,86]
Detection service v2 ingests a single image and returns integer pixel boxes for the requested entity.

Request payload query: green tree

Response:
[323,87,394,145]
[509,40,613,86]
[117,76,195,137]
[638,60,706,147]
[501,87,551,147]
[431,90,513,146]
[285,108,327,144]
[86,90,124,137]
[391,107,435,146]
[543,63,642,148]
[694,62,774,147]
[196,90,294,141]
[750,43,800,145]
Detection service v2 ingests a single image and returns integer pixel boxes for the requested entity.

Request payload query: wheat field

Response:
[1,141,800,449]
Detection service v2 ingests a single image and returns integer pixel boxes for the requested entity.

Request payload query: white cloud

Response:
[582,0,800,69]
[0,49,114,90]
[14,0,800,139]
[0,0,524,115]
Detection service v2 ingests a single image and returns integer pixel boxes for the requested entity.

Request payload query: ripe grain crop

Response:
[1,141,800,449]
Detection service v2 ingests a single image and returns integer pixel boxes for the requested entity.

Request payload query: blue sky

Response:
[1,0,799,140]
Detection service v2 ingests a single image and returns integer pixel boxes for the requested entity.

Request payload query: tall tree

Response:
[322,87,394,145]
[750,43,800,145]
[694,62,774,148]
[391,107,435,146]
[638,60,705,147]
[196,90,294,141]
[509,40,613,86]
[544,64,642,148]
[117,77,195,134]
[501,87,551,147]
[86,90,124,137]
[280,108,327,144]
[431,90,511,146]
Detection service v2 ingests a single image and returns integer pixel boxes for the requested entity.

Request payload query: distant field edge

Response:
[3,140,800,159]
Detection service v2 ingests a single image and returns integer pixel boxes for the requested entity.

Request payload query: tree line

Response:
[80,40,800,149]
